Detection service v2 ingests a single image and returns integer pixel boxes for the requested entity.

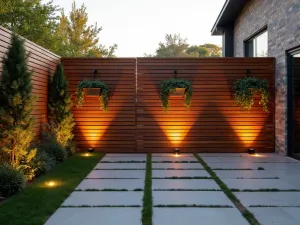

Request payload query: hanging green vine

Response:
[76,80,109,112]
[159,78,192,112]
[232,76,270,112]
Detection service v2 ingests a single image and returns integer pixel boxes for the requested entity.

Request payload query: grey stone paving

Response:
[45,152,300,225]
[234,192,300,207]
[62,191,143,206]
[153,208,249,225]
[152,169,210,178]
[152,156,198,162]
[153,191,234,206]
[249,207,300,225]
[152,153,193,157]
[76,179,144,190]
[152,179,220,190]
[208,162,257,170]
[215,170,278,179]
[87,170,145,179]
[222,179,297,190]
[95,163,145,170]
[45,208,141,225]
[152,162,203,169]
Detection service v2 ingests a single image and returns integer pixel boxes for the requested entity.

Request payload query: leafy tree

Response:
[0,33,36,167]
[155,33,189,57]
[54,1,117,57]
[200,44,222,57]
[186,45,210,57]
[0,0,59,51]
[48,62,75,148]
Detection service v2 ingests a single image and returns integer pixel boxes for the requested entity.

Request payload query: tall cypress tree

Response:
[48,62,75,148]
[0,33,36,166]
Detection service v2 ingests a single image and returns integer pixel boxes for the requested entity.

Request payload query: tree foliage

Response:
[48,62,75,147]
[0,0,59,51]
[146,33,222,57]
[0,33,36,167]
[54,1,117,57]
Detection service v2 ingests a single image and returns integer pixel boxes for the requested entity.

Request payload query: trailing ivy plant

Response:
[232,75,270,112]
[76,80,109,112]
[159,78,192,112]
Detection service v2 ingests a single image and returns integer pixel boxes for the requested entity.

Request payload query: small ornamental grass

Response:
[76,80,109,111]
[0,163,26,197]
[159,78,192,112]
[232,76,270,112]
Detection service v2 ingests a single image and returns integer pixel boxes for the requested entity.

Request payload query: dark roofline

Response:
[211,0,247,35]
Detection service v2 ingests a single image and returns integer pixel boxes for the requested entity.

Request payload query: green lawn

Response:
[0,153,104,225]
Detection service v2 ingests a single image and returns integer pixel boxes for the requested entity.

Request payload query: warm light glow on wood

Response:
[229,125,264,147]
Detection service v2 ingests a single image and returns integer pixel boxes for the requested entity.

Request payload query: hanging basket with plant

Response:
[76,80,109,112]
[159,71,192,112]
[232,75,270,112]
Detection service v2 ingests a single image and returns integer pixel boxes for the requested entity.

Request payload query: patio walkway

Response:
[45,153,300,225]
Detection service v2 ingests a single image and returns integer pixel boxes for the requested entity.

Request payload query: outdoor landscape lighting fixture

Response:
[47,181,56,187]
[248,148,255,155]
[88,148,94,153]
[174,148,180,157]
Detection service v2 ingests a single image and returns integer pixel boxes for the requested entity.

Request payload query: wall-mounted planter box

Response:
[84,88,101,96]
[170,88,186,97]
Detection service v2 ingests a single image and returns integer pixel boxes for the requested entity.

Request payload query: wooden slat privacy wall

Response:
[62,58,137,152]
[0,26,60,137]
[62,57,275,153]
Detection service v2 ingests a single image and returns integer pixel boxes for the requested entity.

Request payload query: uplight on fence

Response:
[174,148,180,157]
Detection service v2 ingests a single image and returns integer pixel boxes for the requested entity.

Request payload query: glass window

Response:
[245,30,268,57]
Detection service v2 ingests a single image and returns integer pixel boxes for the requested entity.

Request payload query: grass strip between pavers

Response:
[0,152,105,225]
[141,153,153,225]
[194,153,261,225]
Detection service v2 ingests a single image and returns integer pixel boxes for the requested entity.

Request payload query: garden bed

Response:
[0,153,104,225]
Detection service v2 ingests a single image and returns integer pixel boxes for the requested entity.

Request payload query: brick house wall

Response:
[233,0,300,155]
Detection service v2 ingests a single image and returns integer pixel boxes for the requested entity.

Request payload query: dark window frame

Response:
[287,46,300,158]
[244,26,268,57]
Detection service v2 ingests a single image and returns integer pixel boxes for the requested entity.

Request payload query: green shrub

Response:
[30,146,56,176]
[43,140,68,163]
[66,141,77,156]
[0,163,26,197]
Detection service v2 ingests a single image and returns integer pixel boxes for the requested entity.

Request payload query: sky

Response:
[51,0,225,57]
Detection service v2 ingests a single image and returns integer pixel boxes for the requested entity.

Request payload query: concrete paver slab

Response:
[152,169,210,178]
[153,191,234,206]
[152,163,203,169]
[222,179,297,190]
[76,179,144,190]
[215,170,278,179]
[62,191,143,206]
[208,162,257,170]
[152,179,220,190]
[45,208,141,225]
[95,163,145,170]
[235,192,300,207]
[249,207,300,225]
[153,208,249,225]
[87,170,145,179]
[198,153,246,157]
[152,153,193,157]
[152,156,198,162]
